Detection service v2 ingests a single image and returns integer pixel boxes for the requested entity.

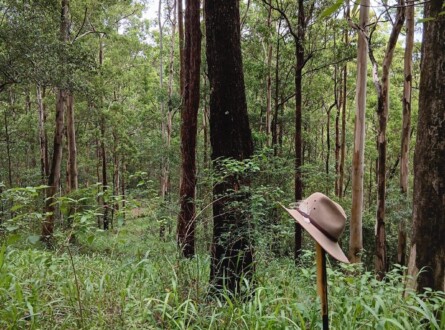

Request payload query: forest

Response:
[0,0,444,328]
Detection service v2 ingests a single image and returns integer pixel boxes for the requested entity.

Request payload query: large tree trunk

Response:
[407,0,445,293]
[178,0,201,258]
[370,1,405,279]
[349,0,369,263]
[205,0,255,295]
[398,0,414,267]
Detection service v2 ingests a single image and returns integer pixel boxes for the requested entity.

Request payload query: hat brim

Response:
[283,206,350,263]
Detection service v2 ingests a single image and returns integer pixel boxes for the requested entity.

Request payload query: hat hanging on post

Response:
[282,192,349,264]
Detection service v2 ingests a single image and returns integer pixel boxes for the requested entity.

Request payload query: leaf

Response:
[87,235,95,244]
[319,0,344,20]
[27,235,40,244]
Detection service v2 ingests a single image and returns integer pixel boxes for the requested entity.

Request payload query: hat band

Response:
[296,208,338,242]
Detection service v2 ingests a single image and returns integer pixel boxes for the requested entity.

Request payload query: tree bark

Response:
[294,0,306,262]
[66,92,78,192]
[407,0,445,293]
[4,91,13,187]
[178,0,185,96]
[272,18,281,156]
[41,0,70,245]
[42,90,66,244]
[100,114,109,230]
[349,0,369,263]
[178,0,201,258]
[205,0,255,295]
[98,35,109,230]
[265,6,273,146]
[335,65,341,197]
[37,85,49,181]
[370,0,405,279]
[398,0,414,267]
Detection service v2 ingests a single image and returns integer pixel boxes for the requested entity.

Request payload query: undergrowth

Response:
[0,217,444,329]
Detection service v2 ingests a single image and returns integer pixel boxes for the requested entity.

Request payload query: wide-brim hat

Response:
[282,192,349,263]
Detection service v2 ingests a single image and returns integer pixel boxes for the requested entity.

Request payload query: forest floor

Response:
[1,212,444,329]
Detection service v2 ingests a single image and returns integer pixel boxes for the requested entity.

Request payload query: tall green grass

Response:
[1,217,444,329]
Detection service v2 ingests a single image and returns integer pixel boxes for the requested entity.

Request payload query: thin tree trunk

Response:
[349,0,369,263]
[294,0,305,262]
[265,6,273,146]
[370,0,405,279]
[100,115,109,230]
[407,0,445,293]
[339,61,348,198]
[178,0,185,96]
[335,65,341,197]
[272,19,281,156]
[398,0,414,267]
[166,0,176,198]
[66,92,78,192]
[37,85,49,180]
[121,158,126,222]
[206,0,255,295]
[112,130,119,225]
[5,91,13,187]
[178,0,201,258]
[98,35,109,230]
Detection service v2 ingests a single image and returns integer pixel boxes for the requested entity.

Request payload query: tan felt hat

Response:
[282,192,349,263]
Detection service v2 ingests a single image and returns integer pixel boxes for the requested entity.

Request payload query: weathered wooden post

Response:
[283,192,349,330]
[316,243,329,329]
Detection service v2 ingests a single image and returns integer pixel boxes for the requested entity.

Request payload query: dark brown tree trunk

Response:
[294,0,305,262]
[66,92,78,192]
[335,66,341,197]
[370,0,405,279]
[205,0,255,295]
[265,6,273,146]
[178,0,201,258]
[37,85,49,180]
[407,0,445,293]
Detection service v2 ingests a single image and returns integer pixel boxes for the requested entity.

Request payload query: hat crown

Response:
[300,192,346,241]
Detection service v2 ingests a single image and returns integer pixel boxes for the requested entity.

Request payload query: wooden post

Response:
[316,243,329,330]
